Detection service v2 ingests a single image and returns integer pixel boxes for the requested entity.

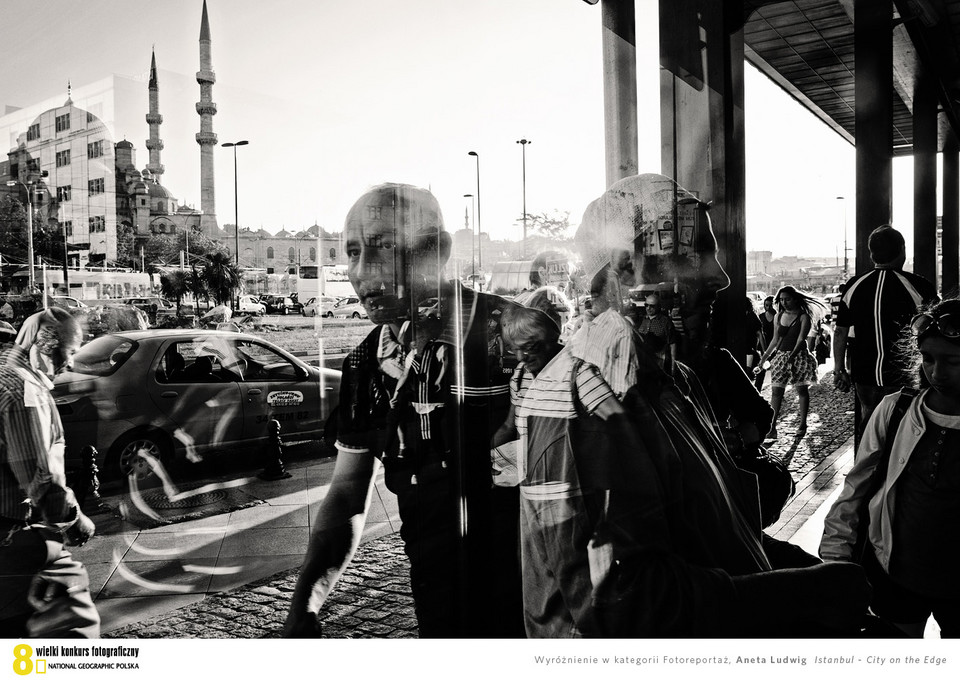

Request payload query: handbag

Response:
[851,388,917,564]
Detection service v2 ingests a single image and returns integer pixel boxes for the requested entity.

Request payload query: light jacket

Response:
[820,388,929,570]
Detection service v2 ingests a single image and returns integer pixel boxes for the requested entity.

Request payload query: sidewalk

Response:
[91,372,858,639]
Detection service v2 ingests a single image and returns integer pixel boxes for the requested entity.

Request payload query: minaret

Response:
[145,49,165,179]
[196,0,218,233]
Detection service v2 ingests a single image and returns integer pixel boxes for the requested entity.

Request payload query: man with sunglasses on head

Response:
[283,183,524,639]
[832,225,938,446]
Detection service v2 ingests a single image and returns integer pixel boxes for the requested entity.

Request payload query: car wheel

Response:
[111,430,172,482]
[282,307,288,316]
[324,312,333,318]
[352,312,360,319]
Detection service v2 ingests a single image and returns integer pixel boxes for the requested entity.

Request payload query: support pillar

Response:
[913,70,938,283]
[601,0,638,187]
[943,133,959,296]
[660,0,747,361]
[854,0,893,274]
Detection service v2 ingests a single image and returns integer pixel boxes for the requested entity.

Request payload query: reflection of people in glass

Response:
[562,173,870,636]
[284,183,523,638]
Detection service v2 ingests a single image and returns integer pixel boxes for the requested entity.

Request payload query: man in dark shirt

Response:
[833,225,938,443]
[283,183,523,638]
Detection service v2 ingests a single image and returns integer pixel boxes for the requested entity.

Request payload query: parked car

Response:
[237,295,266,315]
[331,296,368,319]
[50,295,89,310]
[260,294,302,315]
[52,329,341,481]
[122,296,176,323]
[302,295,342,318]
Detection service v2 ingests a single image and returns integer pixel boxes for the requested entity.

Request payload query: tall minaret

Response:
[145,49,165,179]
[196,0,218,233]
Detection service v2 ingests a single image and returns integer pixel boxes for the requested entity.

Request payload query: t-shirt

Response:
[835,267,938,386]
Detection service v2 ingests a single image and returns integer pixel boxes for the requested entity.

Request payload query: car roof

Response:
[106,329,265,342]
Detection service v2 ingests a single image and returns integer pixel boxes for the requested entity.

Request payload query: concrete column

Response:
[913,70,938,282]
[943,133,959,296]
[601,0,638,187]
[660,0,747,361]
[854,0,893,275]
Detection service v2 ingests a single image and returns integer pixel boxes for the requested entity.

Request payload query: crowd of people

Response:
[280,174,949,640]
[1,173,951,640]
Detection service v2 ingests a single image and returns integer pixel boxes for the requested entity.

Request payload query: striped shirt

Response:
[566,308,639,399]
[0,344,78,525]
[513,348,616,484]
[836,267,938,386]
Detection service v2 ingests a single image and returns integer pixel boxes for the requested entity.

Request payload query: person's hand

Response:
[833,369,851,392]
[63,511,95,547]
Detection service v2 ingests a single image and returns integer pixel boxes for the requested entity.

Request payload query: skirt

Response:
[769,349,818,387]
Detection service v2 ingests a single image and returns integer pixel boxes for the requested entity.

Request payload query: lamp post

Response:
[222,141,249,267]
[6,177,41,292]
[516,139,531,259]
[836,196,849,279]
[223,140,248,308]
[467,151,482,290]
[464,193,475,288]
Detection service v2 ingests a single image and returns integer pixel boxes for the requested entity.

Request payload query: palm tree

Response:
[188,265,209,310]
[160,270,190,310]
[202,252,242,306]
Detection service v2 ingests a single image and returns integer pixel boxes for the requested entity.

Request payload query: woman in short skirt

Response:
[755,285,826,440]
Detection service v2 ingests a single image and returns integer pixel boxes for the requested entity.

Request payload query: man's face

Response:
[635,205,729,343]
[645,297,659,318]
[37,322,81,373]
[344,192,446,326]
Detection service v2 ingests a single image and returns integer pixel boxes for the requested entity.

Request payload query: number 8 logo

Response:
[13,643,33,675]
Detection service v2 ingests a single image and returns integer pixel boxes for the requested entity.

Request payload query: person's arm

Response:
[819,394,898,561]
[755,314,782,371]
[283,448,379,636]
[491,400,518,447]
[791,314,812,358]
[832,325,851,391]
[1,386,91,537]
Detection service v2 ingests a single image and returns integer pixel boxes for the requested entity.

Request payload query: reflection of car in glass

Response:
[417,297,439,318]
[260,295,302,315]
[238,295,266,315]
[52,329,341,481]
[123,296,176,322]
[302,295,342,317]
[331,296,367,319]
[50,296,89,309]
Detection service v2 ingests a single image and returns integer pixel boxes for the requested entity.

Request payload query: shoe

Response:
[795,424,807,439]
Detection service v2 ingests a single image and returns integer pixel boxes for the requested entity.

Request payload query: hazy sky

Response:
[0,0,922,258]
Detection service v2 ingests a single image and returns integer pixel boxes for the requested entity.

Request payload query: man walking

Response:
[832,225,938,443]
[637,292,677,372]
[283,183,523,638]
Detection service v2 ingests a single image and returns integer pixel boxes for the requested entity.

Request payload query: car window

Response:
[68,336,138,376]
[234,339,303,381]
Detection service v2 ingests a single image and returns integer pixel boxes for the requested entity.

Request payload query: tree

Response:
[202,251,242,305]
[514,210,571,240]
[160,269,190,309]
[115,222,137,269]
[0,195,28,260]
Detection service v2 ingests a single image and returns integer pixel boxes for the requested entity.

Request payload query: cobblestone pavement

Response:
[105,367,854,640]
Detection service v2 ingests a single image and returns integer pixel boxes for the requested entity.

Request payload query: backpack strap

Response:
[864,387,919,499]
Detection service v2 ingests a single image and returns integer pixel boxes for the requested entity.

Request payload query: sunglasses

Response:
[911,312,960,339]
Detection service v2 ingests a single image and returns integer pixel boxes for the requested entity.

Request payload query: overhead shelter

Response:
[588,0,960,359]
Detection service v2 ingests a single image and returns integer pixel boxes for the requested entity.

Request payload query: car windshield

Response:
[67,335,138,376]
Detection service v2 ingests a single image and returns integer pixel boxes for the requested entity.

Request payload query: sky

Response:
[0,0,924,259]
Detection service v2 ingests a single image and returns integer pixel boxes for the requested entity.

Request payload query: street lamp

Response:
[467,151,482,290]
[516,139,531,259]
[222,140,249,267]
[464,193,475,287]
[836,196,849,279]
[6,176,44,291]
